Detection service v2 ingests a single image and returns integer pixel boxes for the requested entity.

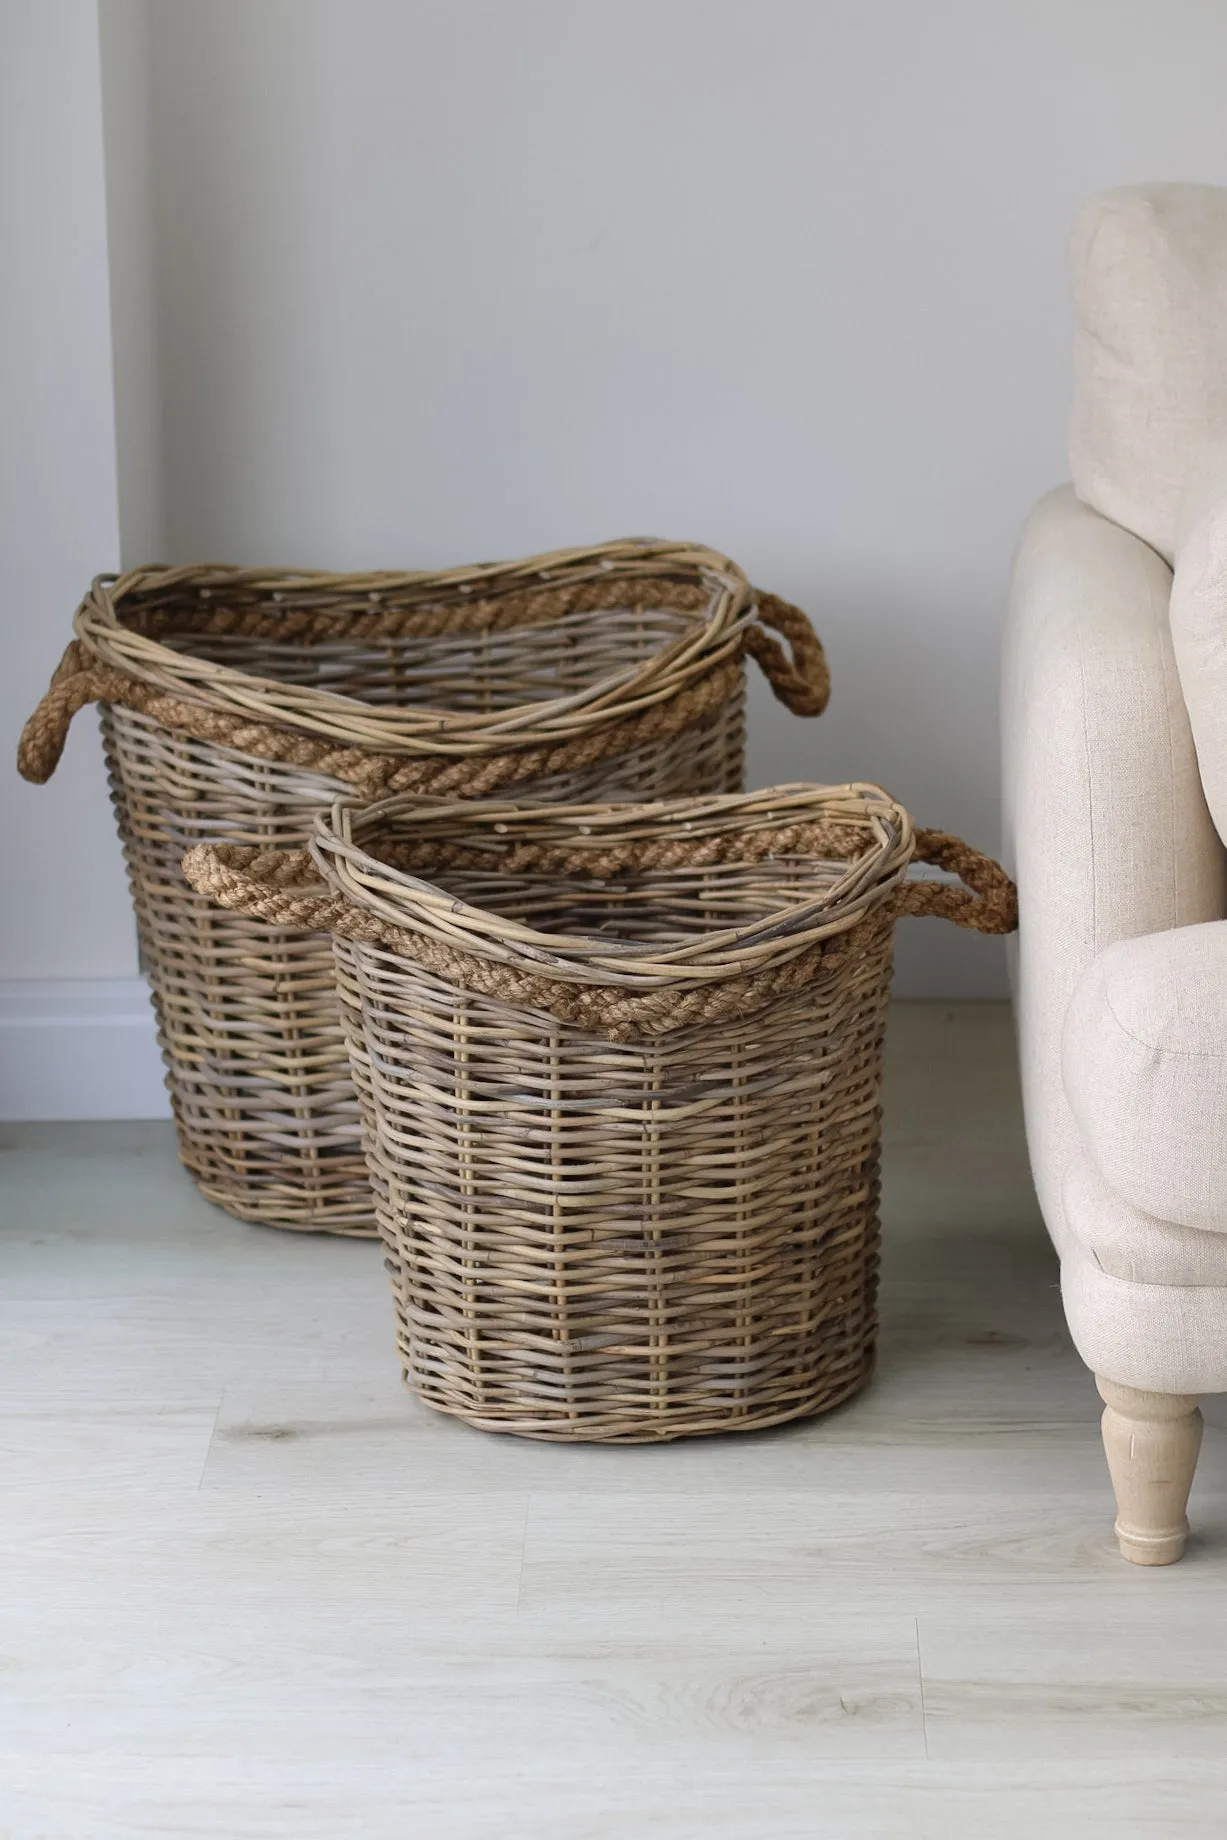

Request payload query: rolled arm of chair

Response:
[1003,485,1227,1250]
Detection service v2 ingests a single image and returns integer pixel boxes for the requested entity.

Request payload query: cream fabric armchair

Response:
[1004,183,1227,1563]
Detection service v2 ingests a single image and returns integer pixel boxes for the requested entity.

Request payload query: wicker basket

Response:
[18,541,828,1236]
[184,786,1016,1442]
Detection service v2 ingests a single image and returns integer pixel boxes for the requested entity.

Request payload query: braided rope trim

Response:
[109,571,714,645]
[18,548,828,787]
[182,840,890,1043]
[357,817,887,882]
[78,543,757,740]
[18,644,743,796]
[181,808,1015,1046]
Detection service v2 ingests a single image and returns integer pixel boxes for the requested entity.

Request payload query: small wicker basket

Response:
[184,786,1016,1443]
[18,541,827,1236]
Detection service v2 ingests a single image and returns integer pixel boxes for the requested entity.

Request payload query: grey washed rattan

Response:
[184,786,1016,1442]
[19,542,828,1235]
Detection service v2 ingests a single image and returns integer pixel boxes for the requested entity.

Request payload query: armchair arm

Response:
[1003,487,1226,1250]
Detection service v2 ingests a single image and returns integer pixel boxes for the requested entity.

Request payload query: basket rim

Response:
[309,783,915,993]
[70,539,754,757]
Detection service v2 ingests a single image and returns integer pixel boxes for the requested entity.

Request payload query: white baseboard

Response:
[0,978,171,1121]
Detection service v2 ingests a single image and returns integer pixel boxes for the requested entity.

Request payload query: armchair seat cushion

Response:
[1063,1152,1227,1287]
[1063,922,1227,1235]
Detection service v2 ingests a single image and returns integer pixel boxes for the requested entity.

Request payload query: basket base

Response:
[399,1347,877,1444]
[188,1169,380,1238]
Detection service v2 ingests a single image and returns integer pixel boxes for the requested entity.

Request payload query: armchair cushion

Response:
[1063,1152,1227,1288]
[1064,921,1227,1235]
[1070,183,1227,562]
[1061,1237,1227,1396]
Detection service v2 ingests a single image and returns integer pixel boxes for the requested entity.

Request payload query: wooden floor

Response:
[5,1002,1227,1838]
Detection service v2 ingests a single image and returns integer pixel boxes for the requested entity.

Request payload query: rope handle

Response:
[743,592,831,716]
[894,829,1017,934]
[17,642,119,785]
[181,844,346,933]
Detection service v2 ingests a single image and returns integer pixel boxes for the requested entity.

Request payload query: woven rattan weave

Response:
[184,786,1016,1442]
[19,541,828,1235]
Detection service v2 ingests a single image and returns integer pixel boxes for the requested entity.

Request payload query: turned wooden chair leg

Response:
[1096,1378,1203,1565]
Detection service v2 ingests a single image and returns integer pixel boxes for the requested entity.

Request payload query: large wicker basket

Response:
[18,541,827,1236]
[184,786,1016,1442]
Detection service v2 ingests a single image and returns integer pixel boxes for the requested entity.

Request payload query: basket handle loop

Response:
[895,829,1017,934]
[743,592,831,717]
[181,843,350,934]
[17,642,114,784]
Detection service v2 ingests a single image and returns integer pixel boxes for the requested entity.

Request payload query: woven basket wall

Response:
[184,787,1016,1441]
[19,542,828,1236]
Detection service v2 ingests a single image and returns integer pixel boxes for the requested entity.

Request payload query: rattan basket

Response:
[18,541,828,1236]
[184,785,1016,1442]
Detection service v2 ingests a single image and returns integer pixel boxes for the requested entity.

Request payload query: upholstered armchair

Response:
[1005,183,1227,1563]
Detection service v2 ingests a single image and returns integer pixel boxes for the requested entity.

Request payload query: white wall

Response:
[0,0,167,1118]
[5,0,1227,1113]
[98,0,162,569]
[144,0,1227,1003]
[2,1,132,982]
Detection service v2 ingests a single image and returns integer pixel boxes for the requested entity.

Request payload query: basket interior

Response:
[389,858,855,948]
[346,804,890,958]
[116,585,704,712]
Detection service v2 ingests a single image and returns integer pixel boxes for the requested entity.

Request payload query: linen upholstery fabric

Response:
[1064,922,1227,1235]
[1069,183,1227,562]
[1062,1153,1227,1289]
[1170,444,1227,849]
[1002,487,1227,1255]
[1062,1238,1227,1396]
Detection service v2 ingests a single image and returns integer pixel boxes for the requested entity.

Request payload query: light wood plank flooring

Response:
[4,1001,1227,1838]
